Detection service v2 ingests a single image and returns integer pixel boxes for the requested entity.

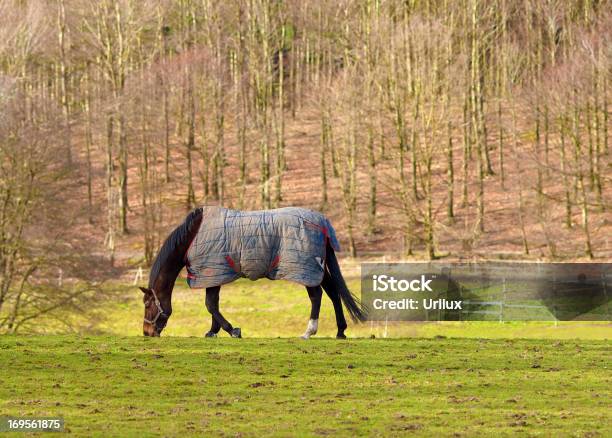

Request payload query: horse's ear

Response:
[139,287,151,294]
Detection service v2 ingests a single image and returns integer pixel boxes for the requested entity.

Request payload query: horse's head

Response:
[140,207,203,337]
[140,287,171,337]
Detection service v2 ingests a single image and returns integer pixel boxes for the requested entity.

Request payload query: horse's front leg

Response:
[301,285,322,339]
[204,315,221,338]
[205,286,241,338]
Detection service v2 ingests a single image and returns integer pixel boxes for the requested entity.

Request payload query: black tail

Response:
[324,242,368,322]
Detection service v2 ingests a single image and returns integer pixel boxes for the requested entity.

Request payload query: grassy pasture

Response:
[2,278,610,436]
[1,335,610,437]
[86,277,612,340]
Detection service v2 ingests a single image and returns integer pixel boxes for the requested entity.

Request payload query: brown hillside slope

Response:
[1,0,610,279]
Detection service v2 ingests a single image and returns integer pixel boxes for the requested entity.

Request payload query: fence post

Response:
[500,277,506,323]
[132,267,144,286]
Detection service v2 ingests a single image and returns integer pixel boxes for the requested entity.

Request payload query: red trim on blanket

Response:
[303,220,322,232]
[304,220,330,245]
[226,255,242,274]
[268,254,280,272]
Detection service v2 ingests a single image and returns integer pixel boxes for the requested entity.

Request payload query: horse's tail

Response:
[324,242,368,322]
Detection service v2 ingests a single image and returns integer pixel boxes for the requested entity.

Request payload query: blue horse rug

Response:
[185,207,340,288]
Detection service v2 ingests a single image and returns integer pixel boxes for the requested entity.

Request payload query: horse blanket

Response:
[185,207,340,288]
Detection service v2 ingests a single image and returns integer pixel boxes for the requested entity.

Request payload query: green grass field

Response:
[1,336,610,437]
[3,277,610,436]
[87,278,610,340]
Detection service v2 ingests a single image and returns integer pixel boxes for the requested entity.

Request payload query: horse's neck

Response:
[157,228,198,295]
[154,211,202,297]
[158,250,187,294]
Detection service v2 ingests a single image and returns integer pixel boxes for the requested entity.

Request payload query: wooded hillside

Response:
[0,0,610,329]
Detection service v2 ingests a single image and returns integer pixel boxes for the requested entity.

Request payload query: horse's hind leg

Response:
[301,286,322,339]
[205,286,241,338]
[322,271,348,339]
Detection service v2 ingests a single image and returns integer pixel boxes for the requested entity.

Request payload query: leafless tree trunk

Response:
[57,0,72,164]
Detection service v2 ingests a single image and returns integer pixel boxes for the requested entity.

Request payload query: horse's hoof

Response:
[231,327,242,338]
[336,333,347,339]
[204,331,217,338]
[302,319,317,339]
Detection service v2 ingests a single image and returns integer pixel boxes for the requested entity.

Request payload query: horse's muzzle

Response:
[143,324,160,337]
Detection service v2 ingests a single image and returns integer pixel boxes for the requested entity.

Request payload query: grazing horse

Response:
[141,206,367,338]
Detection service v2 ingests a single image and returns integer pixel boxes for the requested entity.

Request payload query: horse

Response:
[140,206,367,338]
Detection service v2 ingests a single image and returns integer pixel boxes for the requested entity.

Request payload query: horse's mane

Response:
[148,207,203,288]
